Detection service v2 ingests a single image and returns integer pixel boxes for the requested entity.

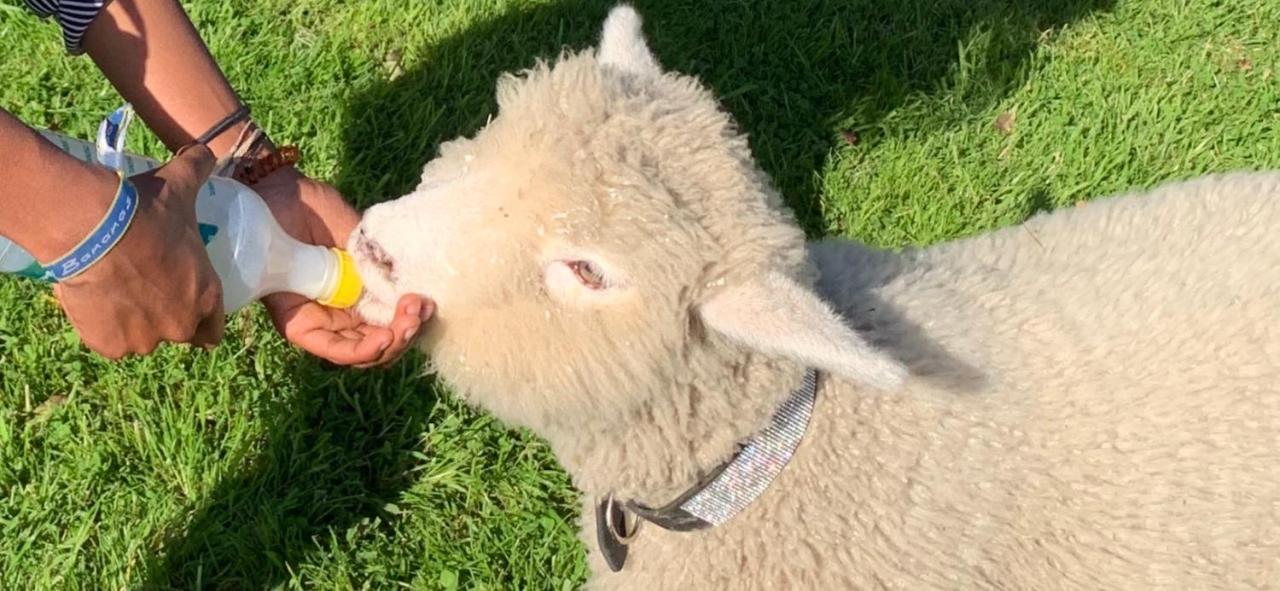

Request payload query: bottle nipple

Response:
[317,248,364,309]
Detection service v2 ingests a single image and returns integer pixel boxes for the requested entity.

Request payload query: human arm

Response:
[71,0,427,364]
[0,110,119,261]
[0,109,224,358]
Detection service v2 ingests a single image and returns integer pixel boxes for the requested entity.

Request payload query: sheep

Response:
[348,5,1280,589]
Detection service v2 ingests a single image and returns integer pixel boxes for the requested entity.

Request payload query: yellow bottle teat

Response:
[318,248,364,309]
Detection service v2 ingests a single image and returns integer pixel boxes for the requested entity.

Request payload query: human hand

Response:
[54,144,224,359]
[254,167,431,367]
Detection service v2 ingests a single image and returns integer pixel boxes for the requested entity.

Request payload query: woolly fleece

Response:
[352,6,1280,589]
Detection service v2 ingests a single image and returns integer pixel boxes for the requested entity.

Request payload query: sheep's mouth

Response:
[354,231,398,283]
[349,230,405,325]
[350,275,397,326]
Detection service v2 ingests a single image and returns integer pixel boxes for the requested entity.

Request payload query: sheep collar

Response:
[596,368,821,572]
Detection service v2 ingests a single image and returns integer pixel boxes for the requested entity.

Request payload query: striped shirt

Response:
[24,0,108,54]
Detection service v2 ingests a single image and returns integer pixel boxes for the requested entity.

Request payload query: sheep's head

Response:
[351,5,904,432]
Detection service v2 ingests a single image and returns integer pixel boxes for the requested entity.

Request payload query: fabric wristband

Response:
[40,172,139,282]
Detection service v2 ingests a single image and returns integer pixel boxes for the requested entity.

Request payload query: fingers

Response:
[272,297,392,366]
[153,273,223,349]
[191,279,225,348]
[356,296,434,368]
[60,281,223,359]
[63,304,149,360]
[287,295,433,368]
[160,277,224,348]
[386,295,431,350]
[309,325,394,366]
[56,284,123,359]
[190,306,225,349]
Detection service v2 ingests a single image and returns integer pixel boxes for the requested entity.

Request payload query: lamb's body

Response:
[351,6,1280,588]
[585,172,1280,590]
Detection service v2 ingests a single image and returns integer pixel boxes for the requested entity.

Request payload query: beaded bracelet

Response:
[237,142,301,185]
[203,113,301,187]
[40,171,139,282]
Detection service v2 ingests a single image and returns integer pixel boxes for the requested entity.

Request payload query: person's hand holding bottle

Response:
[1,0,431,365]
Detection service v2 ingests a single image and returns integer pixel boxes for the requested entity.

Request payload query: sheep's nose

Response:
[355,229,397,280]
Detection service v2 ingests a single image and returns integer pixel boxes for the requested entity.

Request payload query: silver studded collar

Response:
[596,368,820,572]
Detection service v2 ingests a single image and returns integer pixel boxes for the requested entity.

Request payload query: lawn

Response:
[0,0,1276,588]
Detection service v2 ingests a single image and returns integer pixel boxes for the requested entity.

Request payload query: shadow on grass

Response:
[143,343,442,589]
[335,0,1115,232]
[145,0,1111,587]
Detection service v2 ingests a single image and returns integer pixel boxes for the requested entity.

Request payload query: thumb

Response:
[147,143,216,205]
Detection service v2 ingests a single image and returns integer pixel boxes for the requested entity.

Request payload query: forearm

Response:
[0,109,117,261]
[81,0,261,158]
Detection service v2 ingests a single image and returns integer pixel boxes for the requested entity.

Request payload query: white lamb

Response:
[349,6,1280,589]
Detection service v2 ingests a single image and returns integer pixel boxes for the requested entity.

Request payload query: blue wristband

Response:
[41,173,139,282]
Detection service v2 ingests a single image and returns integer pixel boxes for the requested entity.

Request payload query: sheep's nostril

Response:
[357,236,397,280]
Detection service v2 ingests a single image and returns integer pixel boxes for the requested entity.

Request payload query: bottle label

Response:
[199,223,219,245]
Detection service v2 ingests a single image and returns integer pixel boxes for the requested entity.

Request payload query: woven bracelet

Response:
[40,172,139,282]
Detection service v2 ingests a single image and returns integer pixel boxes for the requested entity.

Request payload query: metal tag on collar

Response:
[595,494,640,572]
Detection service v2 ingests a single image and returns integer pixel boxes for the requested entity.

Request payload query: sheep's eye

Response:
[568,260,606,290]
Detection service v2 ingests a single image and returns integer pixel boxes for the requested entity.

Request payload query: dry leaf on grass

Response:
[29,394,68,423]
[994,110,1017,136]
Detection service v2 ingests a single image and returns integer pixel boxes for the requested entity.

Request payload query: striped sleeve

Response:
[24,0,108,55]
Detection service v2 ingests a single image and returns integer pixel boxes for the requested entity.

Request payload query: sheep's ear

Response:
[699,272,907,390]
[598,4,661,77]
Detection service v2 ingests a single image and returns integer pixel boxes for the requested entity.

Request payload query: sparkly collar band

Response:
[596,368,820,571]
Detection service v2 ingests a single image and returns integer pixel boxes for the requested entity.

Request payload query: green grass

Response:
[0,0,1276,588]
